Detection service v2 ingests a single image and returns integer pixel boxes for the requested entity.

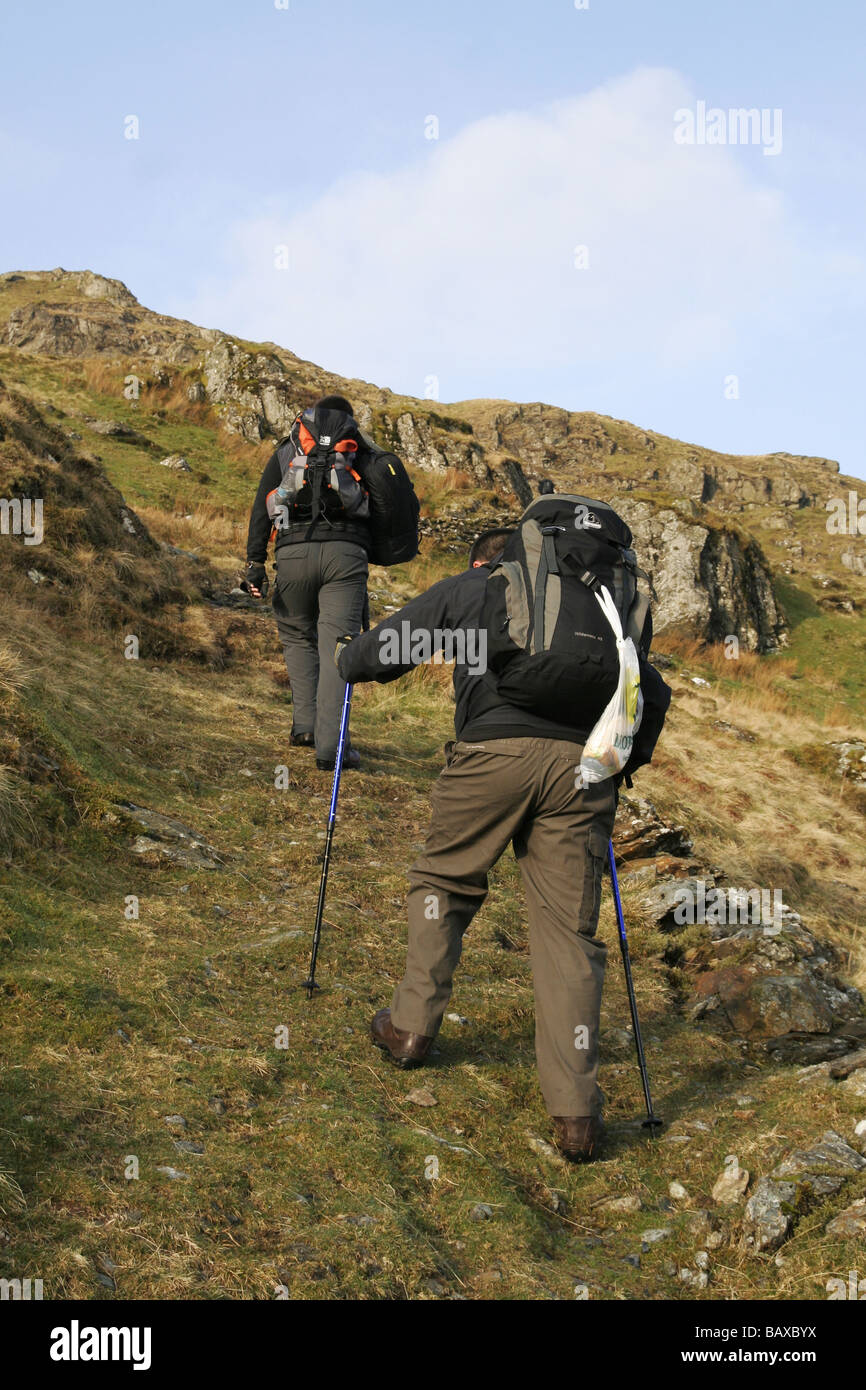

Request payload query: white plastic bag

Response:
[577,585,643,786]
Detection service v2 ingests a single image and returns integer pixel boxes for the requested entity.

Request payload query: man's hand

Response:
[241,562,269,599]
[334,634,355,667]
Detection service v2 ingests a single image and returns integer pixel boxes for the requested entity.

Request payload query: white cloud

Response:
[177,67,829,398]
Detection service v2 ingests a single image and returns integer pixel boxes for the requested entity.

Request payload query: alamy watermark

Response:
[674,102,783,157]
[826,1269,866,1299]
[379,621,487,676]
[826,491,866,536]
[50,1322,152,1369]
[1,1276,43,1300]
[672,882,783,927]
[0,498,43,545]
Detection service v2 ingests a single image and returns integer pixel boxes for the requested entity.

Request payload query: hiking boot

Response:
[316,747,361,771]
[370,1008,432,1069]
[290,729,315,748]
[551,1115,603,1163]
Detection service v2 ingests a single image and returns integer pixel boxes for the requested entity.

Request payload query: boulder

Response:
[619,502,787,652]
[613,796,693,865]
[825,1199,866,1239]
[711,1167,750,1205]
[741,1178,800,1253]
[118,802,222,870]
[685,912,864,1064]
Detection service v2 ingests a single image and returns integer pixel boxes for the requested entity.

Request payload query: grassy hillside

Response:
[1,275,865,1301]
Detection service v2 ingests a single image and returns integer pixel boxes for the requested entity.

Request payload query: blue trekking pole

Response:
[304,683,353,999]
[608,841,663,1130]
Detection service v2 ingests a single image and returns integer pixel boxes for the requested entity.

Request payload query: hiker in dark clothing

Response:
[244,395,371,771]
[337,525,671,1161]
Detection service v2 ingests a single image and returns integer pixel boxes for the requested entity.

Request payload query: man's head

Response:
[469,528,515,568]
[315,394,355,417]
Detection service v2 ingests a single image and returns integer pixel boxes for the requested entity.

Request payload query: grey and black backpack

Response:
[265,404,420,565]
[480,493,652,726]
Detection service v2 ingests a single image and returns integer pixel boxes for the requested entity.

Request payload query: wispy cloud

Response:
[169,69,861,406]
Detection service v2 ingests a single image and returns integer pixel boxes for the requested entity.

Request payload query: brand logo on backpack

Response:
[479,492,648,728]
[265,407,370,535]
[574,504,602,530]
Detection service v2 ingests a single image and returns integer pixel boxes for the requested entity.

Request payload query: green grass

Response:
[1,274,865,1300]
[1,605,865,1301]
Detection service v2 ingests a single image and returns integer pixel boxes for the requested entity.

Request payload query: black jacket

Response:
[338,563,671,776]
[246,446,373,564]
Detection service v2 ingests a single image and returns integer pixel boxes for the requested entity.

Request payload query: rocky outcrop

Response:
[613,797,866,1065]
[619,503,787,651]
[740,1132,866,1254]
[2,269,216,363]
[117,802,223,870]
[202,338,298,442]
[9,268,864,652]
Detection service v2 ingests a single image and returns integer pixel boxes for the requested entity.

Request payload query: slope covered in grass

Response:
[0,275,864,1301]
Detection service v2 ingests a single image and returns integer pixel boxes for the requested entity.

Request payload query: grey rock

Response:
[828,740,866,783]
[620,501,787,652]
[525,1133,568,1170]
[119,802,222,870]
[742,1177,798,1252]
[711,1166,750,1205]
[405,1087,437,1107]
[842,1071,866,1099]
[772,1130,866,1181]
[159,453,190,471]
[595,1194,643,1214]
[163,1114,187,1130]
[155,1166,188,1180]
[640,1228,671,1244]
[174,1140,205,1155]
[613,796,693,864]
[88,418,144,439]
[470,1204,493,1221]
[825,1198,866,1239]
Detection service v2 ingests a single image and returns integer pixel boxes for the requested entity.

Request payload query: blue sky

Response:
[1,0,864,477]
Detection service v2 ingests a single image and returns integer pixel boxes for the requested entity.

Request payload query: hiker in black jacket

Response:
[337,526,671,1162]
[244,394,371,771]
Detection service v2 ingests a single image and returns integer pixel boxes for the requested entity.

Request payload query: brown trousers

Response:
[391,737,616,1117]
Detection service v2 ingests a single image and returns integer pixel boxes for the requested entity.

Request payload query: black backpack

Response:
[266,406,370,537]
[355,436,420,567]
[266,407,420,565]
[480,493,652,726]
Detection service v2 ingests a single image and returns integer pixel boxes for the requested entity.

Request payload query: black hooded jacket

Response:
[337,562,671,778]
[246,445,373,563]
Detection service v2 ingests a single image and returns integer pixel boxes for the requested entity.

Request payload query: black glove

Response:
[334,634,355,667]
[241,562,269,599]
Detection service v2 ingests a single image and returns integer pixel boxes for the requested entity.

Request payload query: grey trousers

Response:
[390,737,617,1118]
[271,541,368,760]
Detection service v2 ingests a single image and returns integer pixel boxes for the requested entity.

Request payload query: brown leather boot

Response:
[551,1115,602,1163]
[370,1008,432,1069]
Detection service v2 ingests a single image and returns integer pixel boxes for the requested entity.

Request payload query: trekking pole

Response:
[303,682,353,999]
[607,840,663,1130]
